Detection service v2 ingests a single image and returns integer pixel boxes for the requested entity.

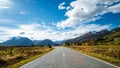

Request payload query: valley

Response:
[0,27,120,68]
[0,0,120,68]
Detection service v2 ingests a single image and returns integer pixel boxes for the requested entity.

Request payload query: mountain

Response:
[0,37,34,46]
[101,27,120,45]
[65,27,120,45]
[33,40,42,45]
[65,29,109,45]
[55,40,66,45]
[35,39,55,46]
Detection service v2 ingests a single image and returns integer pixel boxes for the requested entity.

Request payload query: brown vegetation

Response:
[68,45,120,66]
[0,46,52,68]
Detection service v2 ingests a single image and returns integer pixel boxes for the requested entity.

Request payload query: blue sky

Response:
[0,0,120,42]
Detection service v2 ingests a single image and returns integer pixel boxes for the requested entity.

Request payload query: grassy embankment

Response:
[0,46,53,68]
[68,45,120,67]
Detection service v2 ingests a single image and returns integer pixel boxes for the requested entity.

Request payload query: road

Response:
[21,47,119,68]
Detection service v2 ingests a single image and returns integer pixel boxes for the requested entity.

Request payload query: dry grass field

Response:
[0,46,52,68]
[69,45,120,66]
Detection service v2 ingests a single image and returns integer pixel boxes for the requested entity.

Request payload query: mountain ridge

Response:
[0,36,34,46]
[0,27,120,46]
[34,39,55,46]
[0,37,56,46]
[65,27,120,45]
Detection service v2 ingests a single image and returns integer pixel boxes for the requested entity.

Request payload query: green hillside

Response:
[93,27,120,45]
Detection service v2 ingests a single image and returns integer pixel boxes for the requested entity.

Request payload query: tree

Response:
[48,44,52,48]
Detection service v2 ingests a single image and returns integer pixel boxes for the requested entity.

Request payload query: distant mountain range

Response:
[0,27,120,46]
[34,39,55,46]
[65,27,120,45]
[0,37,56,46]
[0,37,34,46]
[65,29,109,44]
[55,40,66,45]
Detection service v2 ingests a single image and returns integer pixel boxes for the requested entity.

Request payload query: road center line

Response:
[63,53,65,57]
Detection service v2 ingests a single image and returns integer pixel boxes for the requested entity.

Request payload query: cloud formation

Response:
[58,2,66,10]
[108,3,120,13]
[0,0,12,10]
[0,23,110,42]
[20,11,26,15]
[57,0,120,29]
[0,0,119,42]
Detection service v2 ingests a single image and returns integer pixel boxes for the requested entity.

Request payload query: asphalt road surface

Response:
[21,47,119,68]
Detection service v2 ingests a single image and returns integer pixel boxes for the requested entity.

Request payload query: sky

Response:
[0,0,120,42]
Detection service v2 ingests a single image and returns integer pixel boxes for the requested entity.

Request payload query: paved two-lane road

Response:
[21,47,119,68]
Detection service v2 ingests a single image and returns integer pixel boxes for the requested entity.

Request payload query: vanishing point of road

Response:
[21,47,119,68]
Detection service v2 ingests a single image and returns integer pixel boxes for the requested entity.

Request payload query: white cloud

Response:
[0,23,110,42]
[0,0,12,10]
[0,23,60,42]
[0,0,119,42]
[99,0,120,5]
[20,11,26,15]
[58,2,66,10]
[57,17,80,29]
[108,3,120,13]
[58,2,72,10]
[61,24,110,40]
[57,0,120,29]
[0,19,16,23]
[66,6,72,10]
[20,23,41,30]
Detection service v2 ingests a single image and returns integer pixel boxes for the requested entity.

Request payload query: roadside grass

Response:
[68,46,120,67]
[79,50,120,67]
[88,53,120,67]
[0,46,54,68]
[8,48,54,68]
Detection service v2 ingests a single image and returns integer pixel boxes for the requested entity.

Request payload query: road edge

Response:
[8,48,55,68]
[19,48,55,68]
[66,47,120,68]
